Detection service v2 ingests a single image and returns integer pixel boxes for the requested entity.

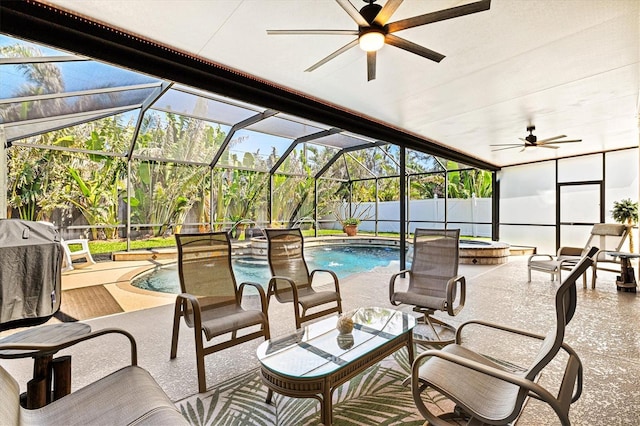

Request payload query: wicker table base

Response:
[257,307,415,425]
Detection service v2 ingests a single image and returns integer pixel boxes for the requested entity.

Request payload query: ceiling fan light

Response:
[359,31,385,52]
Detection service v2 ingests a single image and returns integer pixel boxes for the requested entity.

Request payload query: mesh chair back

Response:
[409,228,460,299]
[525,247,597,381]
[175,232,238,311]
[265,228,311,296]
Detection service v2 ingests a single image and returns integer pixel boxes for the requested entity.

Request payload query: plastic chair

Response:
[61,238,96,272]
[528,223,628,288]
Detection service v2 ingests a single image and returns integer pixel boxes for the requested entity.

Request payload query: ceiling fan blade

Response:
[489,143,523,147]
[367,51,376,81]
[385,34,445,62]
[374,0,403,26]
[539,139,582,145]
[538,144,560,149]
[491,145,522,152]
[305,39,359,72]
[536,135,566,144]
[387,0,491,33]
[336,0,369,27]
[267,29,358,36]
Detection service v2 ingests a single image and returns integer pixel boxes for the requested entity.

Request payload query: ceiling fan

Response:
[491,126,582,152]
[267,0,492,81]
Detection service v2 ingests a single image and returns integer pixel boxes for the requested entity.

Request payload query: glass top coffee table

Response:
[256,307,416,425]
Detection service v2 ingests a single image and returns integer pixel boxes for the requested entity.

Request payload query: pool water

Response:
[132,245,402,294]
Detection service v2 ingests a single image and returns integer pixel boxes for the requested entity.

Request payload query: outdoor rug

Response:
[175,347,457,425]
[55,285,123,322]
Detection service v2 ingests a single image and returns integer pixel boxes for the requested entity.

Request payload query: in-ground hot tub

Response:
[246,235,401,258]
[459,240,510,265]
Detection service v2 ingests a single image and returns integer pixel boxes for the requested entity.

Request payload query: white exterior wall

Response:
[323,198,492,237]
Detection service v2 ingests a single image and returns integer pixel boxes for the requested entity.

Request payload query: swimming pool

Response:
[132,245,402,294]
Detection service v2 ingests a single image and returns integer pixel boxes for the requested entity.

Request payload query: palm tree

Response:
[612,198,638,253]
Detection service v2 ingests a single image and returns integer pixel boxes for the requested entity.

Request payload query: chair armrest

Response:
[456,319,546,343]
[238,281,269,312]
[267,276,300,304]
[176,293,204,331]
[0,328,138,366]
[61,239,91,251]
[389,269,410,306]
[527,253,554,264]
[309,269,340,293]
[445,275,466,316]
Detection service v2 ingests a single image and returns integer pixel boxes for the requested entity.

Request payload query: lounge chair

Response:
[411,247,598,426]
[265,228,342,329]
[170,231,270,393]
[528,223,629,288]
[0,328,188,425]
[389,228,465,345]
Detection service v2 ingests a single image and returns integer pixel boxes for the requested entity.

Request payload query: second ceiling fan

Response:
[267,0,492,81]
[491,126,582,152]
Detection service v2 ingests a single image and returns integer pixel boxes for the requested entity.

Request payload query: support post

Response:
[400,146,406,271]
[0,127,7,219]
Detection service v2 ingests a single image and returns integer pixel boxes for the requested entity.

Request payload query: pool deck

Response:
[59,258,177,317]
[1,253,638,425]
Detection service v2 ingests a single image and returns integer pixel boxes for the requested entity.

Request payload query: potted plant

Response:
[342,217,360,236]
[333,201,373,237]
[612,198,638,253]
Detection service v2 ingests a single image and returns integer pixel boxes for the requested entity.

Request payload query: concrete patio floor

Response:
[1,255,638,425]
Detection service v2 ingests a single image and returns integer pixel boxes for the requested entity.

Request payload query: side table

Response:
[605,251,639,293]
[0,322,91,408]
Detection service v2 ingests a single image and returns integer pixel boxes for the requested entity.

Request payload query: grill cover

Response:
[0,219,63,331]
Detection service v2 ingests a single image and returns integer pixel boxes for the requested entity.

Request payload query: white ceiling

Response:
[47,0,640,168]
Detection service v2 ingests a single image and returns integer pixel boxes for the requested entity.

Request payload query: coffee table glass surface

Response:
[257,306,415,378]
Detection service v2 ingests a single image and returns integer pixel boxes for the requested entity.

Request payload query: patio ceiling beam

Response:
[314,139,384,180]
[127,81,174,159]
[11,141,126,158]
[0,55,88,64]
[315,151,343,180]
[0,1,499,172]
[5,105,140,142]
[130,155,208,167]
[269,128,342,174]
[209,109,278,168]
[345,152,377,179]
[0,82,162,106]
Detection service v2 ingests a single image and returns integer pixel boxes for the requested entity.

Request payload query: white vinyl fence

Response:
[322,197,492,237]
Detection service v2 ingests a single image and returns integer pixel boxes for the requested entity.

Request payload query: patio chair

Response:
[265,228,342,329]
[411,247,598,426]
[389,228,465,345]
[61,238,96,272]
[0,328,188,425]
[170,232,270,393]
[528,223,629,288]
[36,221,95,272]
